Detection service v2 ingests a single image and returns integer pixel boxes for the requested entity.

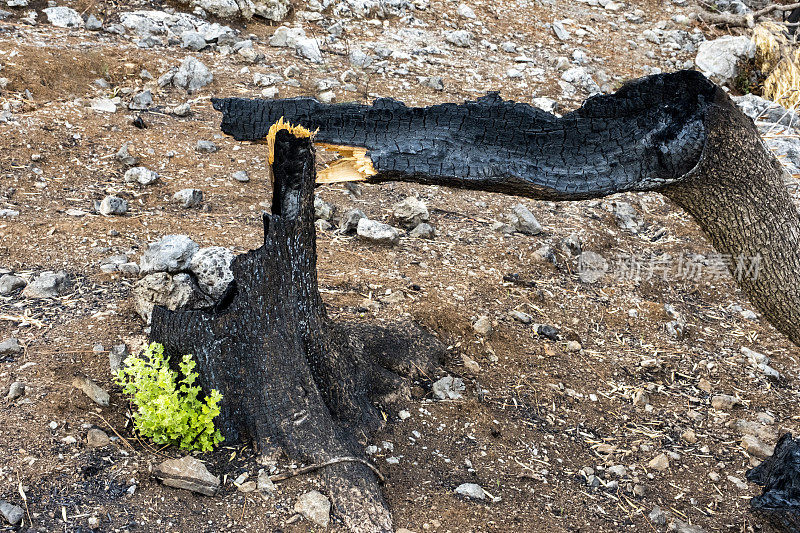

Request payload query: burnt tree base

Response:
[150,130,444,533]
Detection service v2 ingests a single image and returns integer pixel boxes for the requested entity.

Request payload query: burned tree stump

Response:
[150,128,443,532]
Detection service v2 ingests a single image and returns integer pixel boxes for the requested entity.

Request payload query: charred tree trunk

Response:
[212,70,800,348]
[150,130,443,532]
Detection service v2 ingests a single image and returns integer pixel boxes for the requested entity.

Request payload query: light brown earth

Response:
[0,0,797,531]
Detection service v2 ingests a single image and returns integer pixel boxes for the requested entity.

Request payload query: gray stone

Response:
[109,344,129,374]
[123,166,158,185]
[669,519,707,533]
[0,274,26,295]
[172,189,203,208]
[116,143,139,167]
[129,90,153,110]
[0,7,13,16]
[181,31,207,50]
[173,103,191,116]
[154,456,220,496]
[613,201,642,233]
[340,208,366,233]
[0,209,19,218]
[253,72,281,87]
[552,21,569,40]
[314,196,334,221]
[317,90,336,104]
[445,29,472,47]
[510,310,532,323]
[253,0,290,21]
[357,218,401,245]
[711,394,739,410]
[133,272,207,323]
[455,483,486,500]
[648,453,670,471]
[173,57,213,92]
[734,93,799,128]
[98,196,128,216]
[432,375,465,400]
[294,490,330,528]
[457,3,475,18]
[510,203,542,235]
[269,26,305,47]
[649,505,667,526]
[72,375,110,407]
[90,98,117,113]
[23,271,70,298]
[196,140,218,153]
[350,48,373,68]
[296,37,323,63]
[232,170,250,182]
[315,219,332,231]
[532,97,559,114]
[392,196,429,228]
[0,338,22,358]
[695,36,755,86]
[140,235,199,274]
[5,381,25,400]
[87,428,110,447]
[0,501,23,526]
[421,76,444,91]
[189,246,234,300]
[473,315,492,335]
[85,13,102,30]
[741,435,774,459]
[43,6,83,28]
[257,470,276,497]
[409,223,435,239]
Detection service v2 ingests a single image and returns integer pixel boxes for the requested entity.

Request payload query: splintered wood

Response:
[315,143,377,184]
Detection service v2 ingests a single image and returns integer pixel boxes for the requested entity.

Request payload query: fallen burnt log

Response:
[747,433,800,531]
[213,70,800,348]
[150,126,444,532]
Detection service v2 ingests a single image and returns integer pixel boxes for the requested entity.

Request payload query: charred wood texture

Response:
[212,70,800,347]
[747,432,800,530]
[150,130,443,533]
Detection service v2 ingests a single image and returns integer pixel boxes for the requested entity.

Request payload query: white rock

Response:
[139,235,200,274]
[123,166,159,185]
[445,29,473,47]
[357,218,401,245]
[695,36,755,86]
[432,375,465,400]
[43,6,83,28]
[172,188,203,208]
[189,246,235,300]
[173,57,213,92]
[455,483,486,500]
[457,3,475,18]
[294,490,330,528]
[91,98,117,113]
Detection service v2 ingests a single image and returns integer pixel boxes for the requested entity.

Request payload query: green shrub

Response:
[115,342,224,452]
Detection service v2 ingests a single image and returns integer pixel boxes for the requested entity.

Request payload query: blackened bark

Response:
[150,131,443,533]
[747,432,800,530]
[212,70,800,348]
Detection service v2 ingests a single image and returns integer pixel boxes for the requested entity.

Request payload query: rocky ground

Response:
[1,0,800,531]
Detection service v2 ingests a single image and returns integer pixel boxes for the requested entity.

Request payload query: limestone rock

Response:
[154,456,220,496]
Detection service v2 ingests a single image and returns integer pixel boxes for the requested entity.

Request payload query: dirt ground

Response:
[1,0,799,531]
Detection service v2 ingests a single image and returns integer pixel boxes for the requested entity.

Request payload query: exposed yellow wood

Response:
[315,143,377,184]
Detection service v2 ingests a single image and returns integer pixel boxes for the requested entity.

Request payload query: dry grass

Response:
[753,22,800,108]
[3,46,146,101]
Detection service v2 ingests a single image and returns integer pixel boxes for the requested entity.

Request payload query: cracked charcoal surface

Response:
[212,70,716,200]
